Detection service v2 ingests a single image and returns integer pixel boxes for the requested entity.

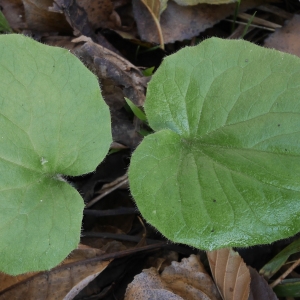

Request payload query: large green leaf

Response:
[129,38,300,250]
[0,34,112,275]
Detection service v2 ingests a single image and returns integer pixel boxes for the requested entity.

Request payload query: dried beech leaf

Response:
[264,14,300,57]
[0,247,111,299]
[125,254,221,300]
[207,248,250,300]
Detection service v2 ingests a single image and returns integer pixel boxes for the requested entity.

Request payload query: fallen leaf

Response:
[125,254,222,300]
[51,0,120,49]
[133,0,274,44]
[0,0,25,30]
[248,267,278,300]
[264,14,300,57]
[173,0,236,5]
[140,0,164,47]
[207,248,250,300]
[22,0,71,33]
[0,246,111,300]
[76,0,116,29]
[51,0,98,40]
[72,36,147,148]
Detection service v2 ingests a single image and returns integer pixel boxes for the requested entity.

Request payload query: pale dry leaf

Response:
[264,14,300,57]
[0,246,111,300]
[162,255,222,300]
[125,268,183,300]
[207,248,250,300]
[125,254,221,300]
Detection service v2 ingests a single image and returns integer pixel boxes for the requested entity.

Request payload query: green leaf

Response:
[0,11,12,33]
[260,237,300,279]
[129,38,300,250]
[125,97,147,122]
[142,66,155,76]
[0,34,112,275]
[273,279,300,297]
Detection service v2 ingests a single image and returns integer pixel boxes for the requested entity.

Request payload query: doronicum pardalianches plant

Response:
[128,38,300,251]
[0,34,112,275]
[2,34,300,276]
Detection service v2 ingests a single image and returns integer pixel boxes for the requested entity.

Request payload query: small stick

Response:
[269,258,300,288]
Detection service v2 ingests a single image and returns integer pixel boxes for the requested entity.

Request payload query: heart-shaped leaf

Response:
[129,38,300,250]
[0,34,112,275]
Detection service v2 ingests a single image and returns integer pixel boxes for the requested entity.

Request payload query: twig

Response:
[270,257,300,288]
[86,174,129,208]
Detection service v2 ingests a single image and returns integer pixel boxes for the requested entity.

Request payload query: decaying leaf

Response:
[125,254,222,300]
[264,14,300,57]
[173,0,236,5]
[207,248,250,300]
[51,0,98,40]
[72,36,147,148]
[0,245,111,299]
[133,0,275,43]
[140,0,164,47]
[73,36,147,107]
[0,0,25,30]
[76,0,116,29]
[248,267,278,300]
[22,0,71,33]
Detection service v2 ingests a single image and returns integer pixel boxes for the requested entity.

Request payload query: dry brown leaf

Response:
[133,0,274,44]
[248,267,278,300]
[72,36,147,148]
[173,0,236,5]
[72,35,147,107]
[207,248,250,300]
[0,246,111,300]
[125,254,222,300]
[140,0,164,47]
[22,0,71,33]
[264,14,300,57]
[76,0,116,29]
[0,0,25,30]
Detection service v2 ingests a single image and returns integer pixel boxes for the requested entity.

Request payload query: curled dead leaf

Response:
[125,254,221,300]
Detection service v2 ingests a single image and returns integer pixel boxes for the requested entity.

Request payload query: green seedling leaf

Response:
[0,11,12,33]
[125,97,147,122]
[129,38,300,250]
[260,237,300,279]
[142,66,155,76]
[273,279,300,297]
[0,34,112,275]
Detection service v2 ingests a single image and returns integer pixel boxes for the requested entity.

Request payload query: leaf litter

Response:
[1,0,300,298]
